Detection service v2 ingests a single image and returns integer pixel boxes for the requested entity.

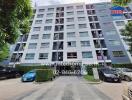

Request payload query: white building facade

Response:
[9,2,132,67]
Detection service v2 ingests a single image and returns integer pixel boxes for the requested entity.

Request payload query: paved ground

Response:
[0,76,111,100]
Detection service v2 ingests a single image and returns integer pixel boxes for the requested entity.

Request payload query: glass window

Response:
[46,13,54,17]
[42,34,51,39]
[81,41,90,47]
[45,19,53,23]
[109,40,121,46]
[78,17,85,21]
[67,6,73,10]
[76,5,83,9]
[106,30,117,35]
[79,24,87,28]
[67,12,74,15]
[39,9,45,12]
[33,27,41,31]
[31,34,39,39]
[39,53,48,59]
[67,41,76,47]
[67,32,75,37]
[82,51,93,58]
[35,20,42,24]
[79,31,89,37]
[54,33,64,40]
[77,11,84,14]
[28,43,37,49]
[112,51,125,57]
[48,8,54,11]
[115,21,125,26]
[37,14,44,18]
[67,52,77,59]
[67,18,74,22]
[40,43,49,48]
[44,26,52,31]
[67,24,75,29]
[25,53,35,60]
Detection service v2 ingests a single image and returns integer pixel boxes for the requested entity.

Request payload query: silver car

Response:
[117,68,132,81]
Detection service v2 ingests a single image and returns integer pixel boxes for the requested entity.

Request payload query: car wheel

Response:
[124,76,131,82]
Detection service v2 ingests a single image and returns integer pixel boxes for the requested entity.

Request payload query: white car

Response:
[117,68,132,81]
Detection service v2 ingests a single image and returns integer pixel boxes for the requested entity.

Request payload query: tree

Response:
[112,0,132,6]
[0,0,32,61]
[121,21,132,53]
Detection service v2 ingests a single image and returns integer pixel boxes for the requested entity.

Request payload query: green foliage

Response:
[0,44,9,62]
[121,21,132,52]
[0,0,32,61]
[35,69,54,82]
[112,64,132,68]
[112,0,132,7]
[84,75,100,82]
[15,65,50,74]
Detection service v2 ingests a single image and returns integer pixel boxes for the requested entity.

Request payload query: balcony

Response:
[10,53,23,62]
[56,12,64,17]
[94,40,106,48]
[18,35,28,42]
[56,7,64,12]
[14,43,26,51]
[96,50,110,60]
[54,25,64,31]
[55,18,64,24]
[92,30,103,38]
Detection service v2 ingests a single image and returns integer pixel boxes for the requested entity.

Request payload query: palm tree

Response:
[121,21,132,54]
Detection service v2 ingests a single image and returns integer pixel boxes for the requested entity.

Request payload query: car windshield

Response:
[124,68,132,72]
[102,69,115,74]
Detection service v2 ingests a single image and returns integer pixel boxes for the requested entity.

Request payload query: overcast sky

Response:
[32,0,111,6]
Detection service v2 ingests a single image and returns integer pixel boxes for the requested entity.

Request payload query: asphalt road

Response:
[11,76,111,100]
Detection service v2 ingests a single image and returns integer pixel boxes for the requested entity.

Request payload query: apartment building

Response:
[9,2,132,69]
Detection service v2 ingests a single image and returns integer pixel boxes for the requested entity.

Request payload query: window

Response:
[109,40,120,46]
[42,34,51,39]
[37,14,44,18]
[40,43,50,48]
[87,10,95,15]
[67,6,73,10]
[28,43,37,49]
[67,18,74,22]
[115,21,125,26]
[55,25,64,31]
[106,30,117,35]
[112,51,125,57]
[82,51,93,58]
[33,27,41,31]
[54,33,64,40]
[67,52,77,59]
[48,8,54,11]
[77,11,84,15]
[90,23,100,29]
[52,52,63,61]
[67,24,75,29]
[76,5,83,9]
[67,41,76,47]
[79,31,89,37]
[39,53,48,59]
[53,42,63,50]
[39,9,45,12]
[31,34,39,39]
[78,17,85,21]
[56,7,64,11]
[45,19,53,23]
[86,5,94,9]
[67,12,74,15]
[67,32,75,38]
[81,41,90,47]
[25,53,35,60]
[88,16,98,22]
[44,26,52,31]
[79,24,87,28]
[46,13,53,17]
[35,20,42,24]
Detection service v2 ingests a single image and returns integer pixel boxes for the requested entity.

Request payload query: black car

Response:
[0,67,21,79]
[98,68,121,83]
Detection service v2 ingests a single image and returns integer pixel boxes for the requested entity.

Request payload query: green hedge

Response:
[86,64,100,75]
[15,65,49,74]
[35,69,54,82]
[112,64,132,68]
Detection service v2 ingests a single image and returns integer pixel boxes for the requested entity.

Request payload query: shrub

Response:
[86,64,100,75]
[15,65,49,74]
[112,64,132,68]
[35,69,54,82]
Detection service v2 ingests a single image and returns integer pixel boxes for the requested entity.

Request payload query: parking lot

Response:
[0,76,131,100]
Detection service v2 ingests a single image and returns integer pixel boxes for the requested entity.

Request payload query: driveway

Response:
[0,76,111,100]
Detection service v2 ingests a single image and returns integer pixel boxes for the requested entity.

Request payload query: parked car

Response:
[116,68,132,82]
[0,67,20,79]
[21,70,36,82]
[98,68,121,83]
[122,83,132,100]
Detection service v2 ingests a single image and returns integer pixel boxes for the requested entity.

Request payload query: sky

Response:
[32,0,111,6]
